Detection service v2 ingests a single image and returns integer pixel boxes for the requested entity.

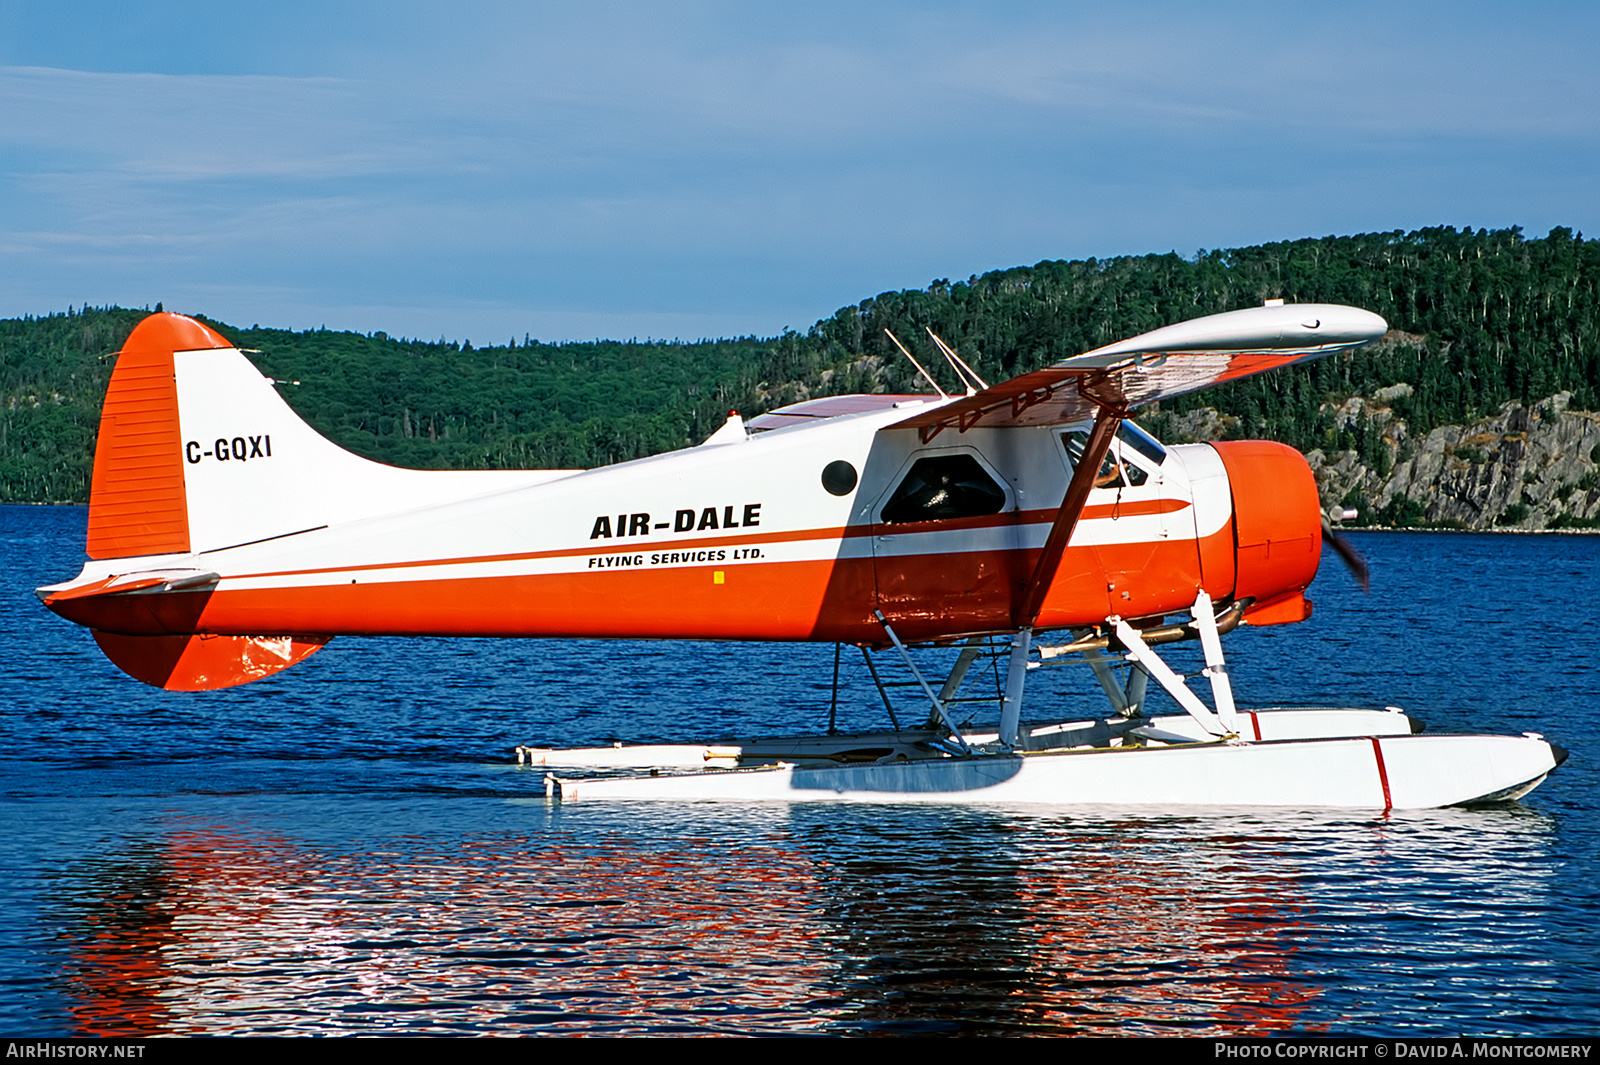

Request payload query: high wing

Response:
[888,302,1387,442]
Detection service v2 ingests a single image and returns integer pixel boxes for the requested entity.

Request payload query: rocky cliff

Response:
[1161,391,1600,531]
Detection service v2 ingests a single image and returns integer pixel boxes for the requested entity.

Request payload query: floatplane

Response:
[38,302,1566,808]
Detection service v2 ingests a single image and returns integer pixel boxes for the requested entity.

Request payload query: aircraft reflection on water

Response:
[52,806,1556,1037]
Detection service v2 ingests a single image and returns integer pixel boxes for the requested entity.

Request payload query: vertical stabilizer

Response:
[87,314,232,560]
[82,312,562,560]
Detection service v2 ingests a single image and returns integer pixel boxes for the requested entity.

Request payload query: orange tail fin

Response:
[56,313,336,690]
[87,313,231,559]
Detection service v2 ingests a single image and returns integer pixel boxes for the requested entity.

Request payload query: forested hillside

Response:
[4,226,1598,525]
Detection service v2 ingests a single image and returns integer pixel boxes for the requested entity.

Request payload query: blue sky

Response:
[2,1,1596,344]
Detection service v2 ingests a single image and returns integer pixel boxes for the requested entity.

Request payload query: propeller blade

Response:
[1322,516,1370,593]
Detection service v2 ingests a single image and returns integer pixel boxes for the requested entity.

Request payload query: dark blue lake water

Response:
[3,504,1597,1036]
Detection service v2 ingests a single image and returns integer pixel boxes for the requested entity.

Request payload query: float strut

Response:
[1191,589,1241,735]
[931,636,987,728]
[875,612,971,754]
[1082,639,1131,716]
[828,642,842,734]
[860,646,903,732]
[999,628,1031,749]
[1112,617,1234,737]
[1124,664,1149,718]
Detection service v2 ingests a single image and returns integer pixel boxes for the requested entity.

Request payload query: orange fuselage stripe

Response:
[55,529,1236,646]
[216,499,1193,584]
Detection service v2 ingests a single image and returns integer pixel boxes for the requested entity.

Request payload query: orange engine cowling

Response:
[1211,441,1322,626]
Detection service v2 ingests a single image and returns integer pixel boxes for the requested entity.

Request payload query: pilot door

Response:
[1057,422,1203,621]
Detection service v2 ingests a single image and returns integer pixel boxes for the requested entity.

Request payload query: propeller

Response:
[1322,507,1370,593]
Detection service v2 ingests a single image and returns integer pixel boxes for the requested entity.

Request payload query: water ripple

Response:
[3,509,1597,1035]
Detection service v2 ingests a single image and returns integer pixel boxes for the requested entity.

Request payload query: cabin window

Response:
[880,454,1007,524]
[821,460,858,496]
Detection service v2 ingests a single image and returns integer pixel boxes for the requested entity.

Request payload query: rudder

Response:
[87,314,233,559]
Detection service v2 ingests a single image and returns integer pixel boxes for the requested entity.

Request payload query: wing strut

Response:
[1014,396,1125,630]
[996,392,1125,749]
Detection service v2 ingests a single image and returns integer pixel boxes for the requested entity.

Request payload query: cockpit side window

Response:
[1061,422,1163,488]
[880,454,1007,524]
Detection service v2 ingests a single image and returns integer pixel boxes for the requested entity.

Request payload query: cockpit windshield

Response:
[1116,421,1166,466]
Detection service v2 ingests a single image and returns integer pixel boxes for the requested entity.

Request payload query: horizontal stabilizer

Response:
[92,631,331,691]
[39,569,219,603]
[889,303,1386,439]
